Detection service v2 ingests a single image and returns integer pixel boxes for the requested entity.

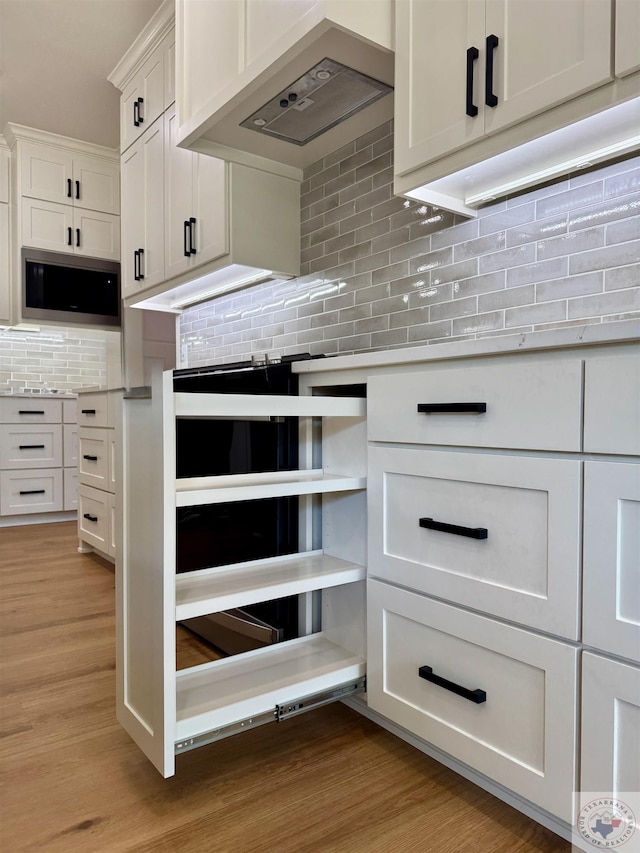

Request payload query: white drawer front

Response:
[77,393,109,428]
[64,468,78,511]
[0,468,63,515]
[368,446,581,639]
[78,428,108,488]
[0,397,62,423]
[584,351,640,455]
[63,424,78,468]
[0,424,63,469]
[367,579,578,822]
[63,398,77,424]
[367,359,582,451]
[581,652,640,795]
[583,461,640,661]
[78,485,109,551]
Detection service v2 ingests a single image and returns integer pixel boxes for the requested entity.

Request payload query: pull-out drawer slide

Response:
[175,677,366,755]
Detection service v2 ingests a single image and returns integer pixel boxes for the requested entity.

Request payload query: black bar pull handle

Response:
[184,220,191,257]
[466,46,479,117]
[137,97,144,124]
[417,402,486,414]
[189,217,197,254]
[76,228,81,248]
[20,489,46,496]
[83,513,98,522]
[485,34,499,107]
[75,180,80,200]
[419,517,488,540]
[83,454,98,461]
[19,444,46,450]
[138,247,145,280]
[133,249,140,281]
[133,99,140,127]
[81,408,96,415]
[66,178,72,198]
[18,410,45,415]
[419,665,487,704]
[67,226,73,246]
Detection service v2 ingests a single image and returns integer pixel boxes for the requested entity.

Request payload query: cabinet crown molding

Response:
[3,124,119,161]
[108,0,174,92]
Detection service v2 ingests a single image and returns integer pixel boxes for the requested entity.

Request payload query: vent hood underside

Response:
[181,26,394,177]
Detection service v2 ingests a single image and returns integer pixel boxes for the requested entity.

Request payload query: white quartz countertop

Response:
[0,391,77,398]
[293,319,640,375]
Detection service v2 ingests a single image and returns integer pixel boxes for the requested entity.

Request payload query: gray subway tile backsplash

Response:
[179,129,639,366]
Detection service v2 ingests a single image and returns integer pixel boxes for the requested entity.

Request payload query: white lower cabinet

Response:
[581,652,640,794]
[367,579,578,821]
[64,468,78,512]
[78,483,110,553]
[0,467,63,515]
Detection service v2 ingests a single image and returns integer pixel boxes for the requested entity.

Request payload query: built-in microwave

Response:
[22,249,121,327]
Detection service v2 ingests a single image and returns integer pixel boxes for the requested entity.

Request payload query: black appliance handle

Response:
[419,666,487,704]
[419,517,488,540]
[20,489,46,496]
[67,226,73,246]
[66,178,72,198]
[417,402,486,414]
[83,513,98,522]
[189,217,197,254]
[81,409,96,415]
[19,410,45,415]
[83,454,98,461]
[75,180,80,200]
[19,444,46,450]
[76,228,81,248]
[138,247,145,280]
[485,34,499,107]
[466,46,479,117]
[183,220,190,257]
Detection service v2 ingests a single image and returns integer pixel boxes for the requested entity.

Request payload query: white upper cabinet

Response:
[395,0,613,176]
[19,141,120,215]
[20,197,120,261]
[616,0,640,77]
[120,37,168,154]
[0,143,10,204]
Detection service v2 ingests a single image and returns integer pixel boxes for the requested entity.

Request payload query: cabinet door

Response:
[72,155,120,215]
[583,461,640,662]
[21,197,73,253]
[484,0,613,135]
[616,0,640,77]
[164,108,195,281]
[0,202,10,326]
[19,142,73,204]
[394,0,486,175]
[73,208,120,262]
[581,652,640,794]
[120,139,145,296]
[121,44,165,154]
[192,153,227,267]
[584,352,640,456]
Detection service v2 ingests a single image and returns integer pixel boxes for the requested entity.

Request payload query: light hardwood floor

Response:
[0,522,571,853]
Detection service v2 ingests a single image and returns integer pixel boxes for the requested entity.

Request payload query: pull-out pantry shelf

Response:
[174,634,366,742]
[175,550,366,621]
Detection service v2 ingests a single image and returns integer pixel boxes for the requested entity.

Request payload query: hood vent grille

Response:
[240,58,393,146]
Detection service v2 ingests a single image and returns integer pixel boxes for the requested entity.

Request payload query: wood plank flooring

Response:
[0,522,571,853]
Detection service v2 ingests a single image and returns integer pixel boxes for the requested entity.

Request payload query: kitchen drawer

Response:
[0,423,63,469]
[368,446,581,639]
[63,424,78,468]
[78,428,109,489]
[367,579,578,822]
[367,359,582,451]
[64,467,78,511]
[77,484,110,553]
[63,398,77,423]
[0,468,63,515]
[584,351,640,455]
[76,393,109,428]
[583,461,640,661]
[0,397,62,424]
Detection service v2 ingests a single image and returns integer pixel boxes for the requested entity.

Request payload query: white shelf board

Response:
[175,469,366,507]
[174,634,366,740]
[175,550,366,620]
[174,392,366,419]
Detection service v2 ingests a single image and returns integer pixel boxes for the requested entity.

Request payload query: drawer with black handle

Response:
[0,468,63,515]
[77,484,109,553]
[78,428,109,487]
[367,578,578,823]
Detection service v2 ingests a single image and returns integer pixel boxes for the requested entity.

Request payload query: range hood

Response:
[177,9,394,178]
